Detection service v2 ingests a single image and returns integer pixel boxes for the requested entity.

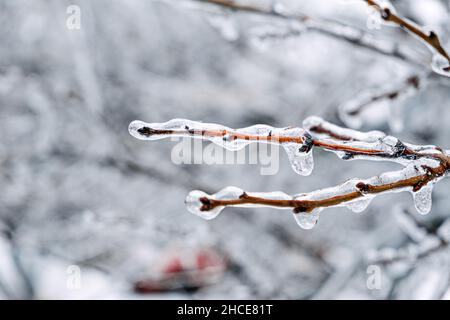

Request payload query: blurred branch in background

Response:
[190,0,418,65]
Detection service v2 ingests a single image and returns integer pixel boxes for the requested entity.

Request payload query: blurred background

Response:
[1,0,450,299]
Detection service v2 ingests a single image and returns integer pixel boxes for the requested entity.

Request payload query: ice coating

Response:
[129,119,314,175]
[184,162,444,229]
[366,0,450,78]
[185,187,310,225]
[185,190,224,220]
[346,196,374,213]
[304,116,444,167]
[131,116,449,226]
[431,53,450,78]
[303,116,385,143]
[337,77,422,131]
[282,143,314,176]
[184,187,322,229]
[367,0,398,28]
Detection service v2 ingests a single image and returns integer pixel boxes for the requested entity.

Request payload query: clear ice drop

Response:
[412,184,433,215]
[293,209,321,230]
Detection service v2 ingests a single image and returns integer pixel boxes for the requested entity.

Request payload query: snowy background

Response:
[1,0,450,299]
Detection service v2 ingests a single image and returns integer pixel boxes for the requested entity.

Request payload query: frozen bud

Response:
[185,190,224,220]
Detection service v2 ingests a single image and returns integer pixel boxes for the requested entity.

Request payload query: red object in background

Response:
[163,257,184,275]
[134,248,227,294]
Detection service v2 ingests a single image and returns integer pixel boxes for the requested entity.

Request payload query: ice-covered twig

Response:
[129,119,314,175]
[192,0,450,76]
[338,74,425,131]
[129,117,450,229]
[192,0,416,64]
[369,209,450,265]
[365,0,450,76]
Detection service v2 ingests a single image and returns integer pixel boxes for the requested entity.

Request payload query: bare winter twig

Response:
[129,117,450,229]
[338,74,426,130]
[365,0,450,74]
[191,0,417,64]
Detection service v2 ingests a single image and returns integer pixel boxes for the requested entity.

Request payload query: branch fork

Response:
[129,117,449,229]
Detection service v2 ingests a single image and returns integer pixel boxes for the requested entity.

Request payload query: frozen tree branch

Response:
[190,0,450,76]
[338,74,425,130]
[191,0,417,65]
[369,208,450,265]
[129,117,450,229]
[365,0,450,76]
[0,222,35,299]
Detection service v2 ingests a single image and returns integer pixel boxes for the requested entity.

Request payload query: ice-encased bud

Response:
[129,119,193,141]
[185,190,223,220]
[129,120,153,140]
[280,127,314,176]
[367,0,398,28]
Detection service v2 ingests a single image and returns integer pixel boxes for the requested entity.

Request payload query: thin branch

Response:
[192,163,445,214]
[372,235,448,265]
[192,0,450,75]
[129,117,450,228]
[338,74,425,130]
[365,0,450,74]
[192,0,417,64]
[1,222,35,299]
[369,208,449,265]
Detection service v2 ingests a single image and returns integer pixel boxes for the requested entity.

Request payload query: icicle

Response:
[346,196,374,213]
[282,144,314,176]
[411,184,433,215]
[293,209,321,230]
[279,127,313,175]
